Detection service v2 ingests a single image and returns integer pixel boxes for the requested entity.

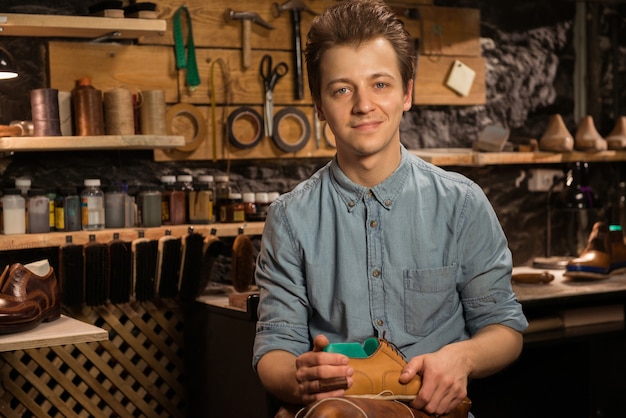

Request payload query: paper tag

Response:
[445,60,476,96]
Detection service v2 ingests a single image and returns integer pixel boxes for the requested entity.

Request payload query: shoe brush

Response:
[131,230,158,302]
[84,234,109,306]
[58,235,84,307]
[198,228,226,295]
[107,233,132,304]
[178,227,205,301]
[156,230,182,299]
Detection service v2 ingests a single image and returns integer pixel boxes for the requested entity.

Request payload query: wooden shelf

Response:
[0,13,166,39]
[0,134,185,152]
[0,223,266,251]
[0,315,108,352]
[411,149,626,166]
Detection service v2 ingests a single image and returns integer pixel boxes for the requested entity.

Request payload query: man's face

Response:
[316,37,412,160]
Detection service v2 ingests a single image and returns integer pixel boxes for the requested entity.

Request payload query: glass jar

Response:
[255,192,270,221]
[104,185,126,229]
[189,177,214,224]
[27,188,50,233]
[2,188,25,235]
[160,175,176,225]
[220,192,245,223]
[55,186,81,231]
[242,192,257,221]
[214,175,230,220]
[45,188,56,231]
[139,185,162,227]
[81,178,105,230]
[169,182,187,225]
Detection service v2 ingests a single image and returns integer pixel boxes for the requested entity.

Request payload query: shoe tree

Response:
[575,115,607,152]
[606,116,626,150]
[540,114,574,152]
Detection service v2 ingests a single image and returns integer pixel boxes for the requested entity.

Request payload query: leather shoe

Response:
[565,222,610,279]
[324,337,421,400]
[606,116,626,150]
[608,226,626,274]
[293,397,472,418]
[539,114,574,152]
[575,115,607,152]
[0,260,61,334]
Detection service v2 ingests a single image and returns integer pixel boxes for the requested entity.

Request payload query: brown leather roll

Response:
[231,232,255,292]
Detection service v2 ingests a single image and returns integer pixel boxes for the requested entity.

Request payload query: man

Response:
[253,0,528,416]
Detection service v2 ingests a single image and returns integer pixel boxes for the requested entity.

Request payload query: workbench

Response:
[191,268,626,418]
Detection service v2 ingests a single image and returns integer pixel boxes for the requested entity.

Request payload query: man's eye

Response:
[375,82,387,89]
[335,87,348,95]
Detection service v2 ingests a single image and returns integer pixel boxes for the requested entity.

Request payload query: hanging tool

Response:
[273,0,316,100]
[173,5,201,92]
[260,54,288,137]
[224,9,275,70]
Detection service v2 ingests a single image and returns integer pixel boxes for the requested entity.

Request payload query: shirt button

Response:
[372,269,380,278]
[370,220,378,228]
[348,201,356,208]
[376,319,384,326]
[384,199,392,207]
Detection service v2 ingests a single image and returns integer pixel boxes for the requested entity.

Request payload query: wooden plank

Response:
[48,42,179,104]
[413,56,486,105]
[177,48,309,105]
[0,315,108,352]
[0,13,166,40]
[154,104,337,161]
[0,135,184,152]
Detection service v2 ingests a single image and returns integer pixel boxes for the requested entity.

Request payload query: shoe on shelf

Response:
[324,337,421,400]
[0,260,61,334]
[564,222,611,280]
[606,116,626,150]
[539,114,574,152]
[575,115,607,152]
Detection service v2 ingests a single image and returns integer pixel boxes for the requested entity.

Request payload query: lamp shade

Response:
[0,48,18,80]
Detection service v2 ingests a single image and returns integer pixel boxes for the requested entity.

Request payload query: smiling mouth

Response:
[352,120,382,129]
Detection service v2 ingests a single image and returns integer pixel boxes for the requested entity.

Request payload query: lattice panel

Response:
[0,299,185,418]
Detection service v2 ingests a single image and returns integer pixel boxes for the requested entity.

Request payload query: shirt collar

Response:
[329,145,410,212]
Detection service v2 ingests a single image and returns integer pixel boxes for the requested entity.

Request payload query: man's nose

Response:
[352,89,375,114]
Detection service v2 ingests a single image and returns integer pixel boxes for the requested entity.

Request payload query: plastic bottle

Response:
[139,185,162,227]
[255,192,270,221]
[15,177,31,196]
[2,188,26,235]
[27,188,50,233]
[220,192,245,223]
[177,174,193,223]
[55,186,81,231]
[81,178,105,230]
[104,185,126,229]
[214,175,231,220]
[242,192,257,221]
[160,175,176,225]
[45,188,57,231]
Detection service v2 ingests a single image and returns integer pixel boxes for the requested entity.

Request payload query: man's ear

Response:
[403,79,414,111]
[315,103,326,121]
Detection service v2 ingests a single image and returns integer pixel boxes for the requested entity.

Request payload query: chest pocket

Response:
[403,263,458,336]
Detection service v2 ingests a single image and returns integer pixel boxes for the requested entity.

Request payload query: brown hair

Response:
[304,0,417,105]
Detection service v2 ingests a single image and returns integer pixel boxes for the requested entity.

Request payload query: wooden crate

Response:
[0,299,186,418]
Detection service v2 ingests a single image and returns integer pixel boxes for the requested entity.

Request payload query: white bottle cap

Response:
[242,192,256,203]
[15,177,31,187]
[268,192,280,202]
[198,175,214,183]
[160,175,176,184]
[229,192,242,200]
[84,179,101,187]
[255,192,269,204]
[177,174,193,182]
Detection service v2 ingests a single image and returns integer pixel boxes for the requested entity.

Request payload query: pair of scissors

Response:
[260,54,288,137]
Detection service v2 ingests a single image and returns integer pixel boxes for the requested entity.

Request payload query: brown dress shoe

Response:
[564,222,611,280]
[539,114,574,152]
[575,115,607,152]
[606,116,626,150]
[293,397,472,418]
[0,261,61,334]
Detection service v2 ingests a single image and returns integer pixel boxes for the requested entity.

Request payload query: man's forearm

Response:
[459,324,523,379]
[257,350,302,405]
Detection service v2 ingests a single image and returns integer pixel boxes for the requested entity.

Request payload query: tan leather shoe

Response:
[606,116,626,150]
[564,222,610,280]
[332,337,421,400]
[539,114,574,152]
[0,261,61,334]
[575,115,607,152]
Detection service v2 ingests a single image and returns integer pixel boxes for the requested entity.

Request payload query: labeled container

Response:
[27,188,50,233]
[220,192,245,223]
[81,178,105,230]
[189,175,214,224]
[55,186,81,231]
[160,175,176,225]
[105,185,126,229]
[214,175,231,219]
[2,188,26,235]
[242,192,257,221]
[45,188,57,231]
[255,192,270,221]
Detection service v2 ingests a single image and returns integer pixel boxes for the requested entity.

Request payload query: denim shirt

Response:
[253,146,528,368]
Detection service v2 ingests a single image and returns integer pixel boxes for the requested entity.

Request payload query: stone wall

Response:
[0,0,625,266]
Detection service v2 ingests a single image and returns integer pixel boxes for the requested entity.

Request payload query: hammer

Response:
[273,0,316,100]
[224,9,274,70]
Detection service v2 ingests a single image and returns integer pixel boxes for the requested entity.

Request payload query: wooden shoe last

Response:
[539,114,574,152]
[575,115,607,152]
[606,116,626,150]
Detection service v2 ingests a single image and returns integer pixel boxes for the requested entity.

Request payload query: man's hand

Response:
[295,334,354,404]
[399,345,469,415]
